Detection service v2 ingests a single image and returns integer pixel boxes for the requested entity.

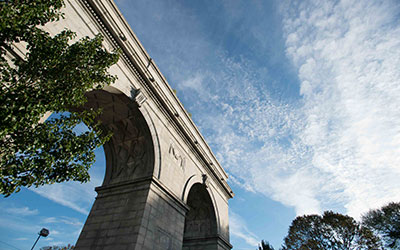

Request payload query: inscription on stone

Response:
[169,142,186,171]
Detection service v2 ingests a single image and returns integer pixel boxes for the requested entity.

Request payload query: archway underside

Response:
[75,89,160,250]
[183,183,220,250]
[83,89,155,185]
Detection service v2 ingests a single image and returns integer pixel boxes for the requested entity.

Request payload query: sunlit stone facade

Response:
[42,1,234,249]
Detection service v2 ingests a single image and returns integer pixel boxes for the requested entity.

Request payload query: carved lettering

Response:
[169,142,186,171]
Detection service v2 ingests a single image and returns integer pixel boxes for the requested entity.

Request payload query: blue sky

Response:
[1,0,400,249]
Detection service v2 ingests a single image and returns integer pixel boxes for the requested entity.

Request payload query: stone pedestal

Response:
[75,177,188,250]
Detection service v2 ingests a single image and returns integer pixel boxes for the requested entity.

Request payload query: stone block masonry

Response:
[44,0,236,249]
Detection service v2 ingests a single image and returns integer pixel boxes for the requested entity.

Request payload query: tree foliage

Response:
[40,244,74,250]
[0,0,119,196]
[282,211,383,250]
[258,240,275,250]
[362,202,400,249]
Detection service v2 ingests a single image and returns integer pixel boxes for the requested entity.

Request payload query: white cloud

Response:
[0,216,39,234]
[31,179,99,215]
[30,148,104,215]
[179,73,204,93]
[278,0,400,217]
[229,211,260,247]
[50,230,60,235]
[44,240,66,246]
[176,54,322,215]
[43,216,83,228]
[172,0,400,219]
[3,205,39,216]
[43,217,58,224]
[14,237,28,241]
[0,204,84,250]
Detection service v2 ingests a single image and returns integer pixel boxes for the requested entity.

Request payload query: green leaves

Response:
[258,240,275,250]
[0,0,64,44]
[362,202,400,249]
[282,211,383,250]
[0,0,118,196]
[262,205,400,250]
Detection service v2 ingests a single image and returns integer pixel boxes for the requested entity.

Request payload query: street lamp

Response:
[31,228,50,250]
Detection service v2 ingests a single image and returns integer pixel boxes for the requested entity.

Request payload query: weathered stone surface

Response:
[42,0,235,249]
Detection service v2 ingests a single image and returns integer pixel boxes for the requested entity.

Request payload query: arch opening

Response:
[75,89,159,249]
[82,89,155,185]
[183,183,219,249]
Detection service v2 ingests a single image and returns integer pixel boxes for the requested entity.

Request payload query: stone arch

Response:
[182,174,221,232]
[137,101,162,179]
[182,174,199,203]
[81,89,158,185]
[183,182,220,249]
[47,0,235,248]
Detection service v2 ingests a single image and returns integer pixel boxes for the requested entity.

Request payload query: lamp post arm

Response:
[30,235,41,250]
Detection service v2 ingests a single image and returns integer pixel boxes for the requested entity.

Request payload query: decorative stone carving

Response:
[109,118,148,182]
[169,142,186,171]
[134,89,147,107]
[83,90,154,184]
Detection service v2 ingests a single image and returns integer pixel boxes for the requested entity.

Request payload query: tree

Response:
[0,0,119,196]
[282,211,383,250]
[362,202,400,249]
[258,240,275,250]
[40,244,74,250]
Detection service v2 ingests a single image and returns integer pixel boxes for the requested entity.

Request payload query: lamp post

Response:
[31,228,50,250]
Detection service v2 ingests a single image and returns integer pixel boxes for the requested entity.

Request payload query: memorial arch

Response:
[42,0,234,249]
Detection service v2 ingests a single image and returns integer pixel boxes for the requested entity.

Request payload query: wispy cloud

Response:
[2,204,39,216]
[278,0,400,216]
[14,238,28,241]
[0,203,84,250]
[229,211,260,247]
[31,182,95,215]
[30,148,105,215]
[43,216,83,228]
[0,216,40,234]
[171,0,400,218]
[192,0,400,217]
